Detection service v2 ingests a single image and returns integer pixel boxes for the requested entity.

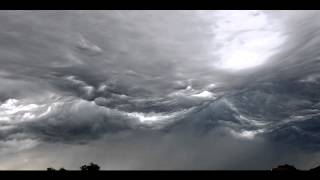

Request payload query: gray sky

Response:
[0,10,320,170]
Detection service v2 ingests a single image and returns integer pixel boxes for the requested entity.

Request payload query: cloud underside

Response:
[1,10,320,169]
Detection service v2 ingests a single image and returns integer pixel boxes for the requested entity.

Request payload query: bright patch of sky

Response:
[203,10,287,71]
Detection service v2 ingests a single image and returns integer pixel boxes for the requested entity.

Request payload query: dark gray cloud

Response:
[0,10,320,169]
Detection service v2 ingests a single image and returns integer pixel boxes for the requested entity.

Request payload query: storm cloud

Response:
[1,10,320,170]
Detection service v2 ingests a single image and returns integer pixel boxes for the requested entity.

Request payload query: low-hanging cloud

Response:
[1,10,320,169]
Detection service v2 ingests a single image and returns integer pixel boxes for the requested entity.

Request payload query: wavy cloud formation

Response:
[0,10,320,169]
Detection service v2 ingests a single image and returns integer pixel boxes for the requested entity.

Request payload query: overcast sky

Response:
[1,10,320,170]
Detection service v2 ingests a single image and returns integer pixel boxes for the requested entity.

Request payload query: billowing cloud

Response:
[0,10,320,169]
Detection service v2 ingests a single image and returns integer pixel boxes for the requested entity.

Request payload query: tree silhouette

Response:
[47,162,100,171]
[271,164,298,171]
[310,165,320,172]
[80,162,100,171]
[47,167,57,171]
[59,168,67,171]
[46,167,68,171]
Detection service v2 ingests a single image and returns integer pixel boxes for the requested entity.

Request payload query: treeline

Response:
[272,164,320,171]
[46,163,320,171]
[47,162,100,171]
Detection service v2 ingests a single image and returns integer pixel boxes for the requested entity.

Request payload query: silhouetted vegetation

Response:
[271,164,320,171]
[271,164,298,171]
[80,163,100,171]
[59,168,68,171]
[47,167,57,171]
[309,165,320,172]
[47,162,100,171]
[46,167,68,171]
[46,162,320,171]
